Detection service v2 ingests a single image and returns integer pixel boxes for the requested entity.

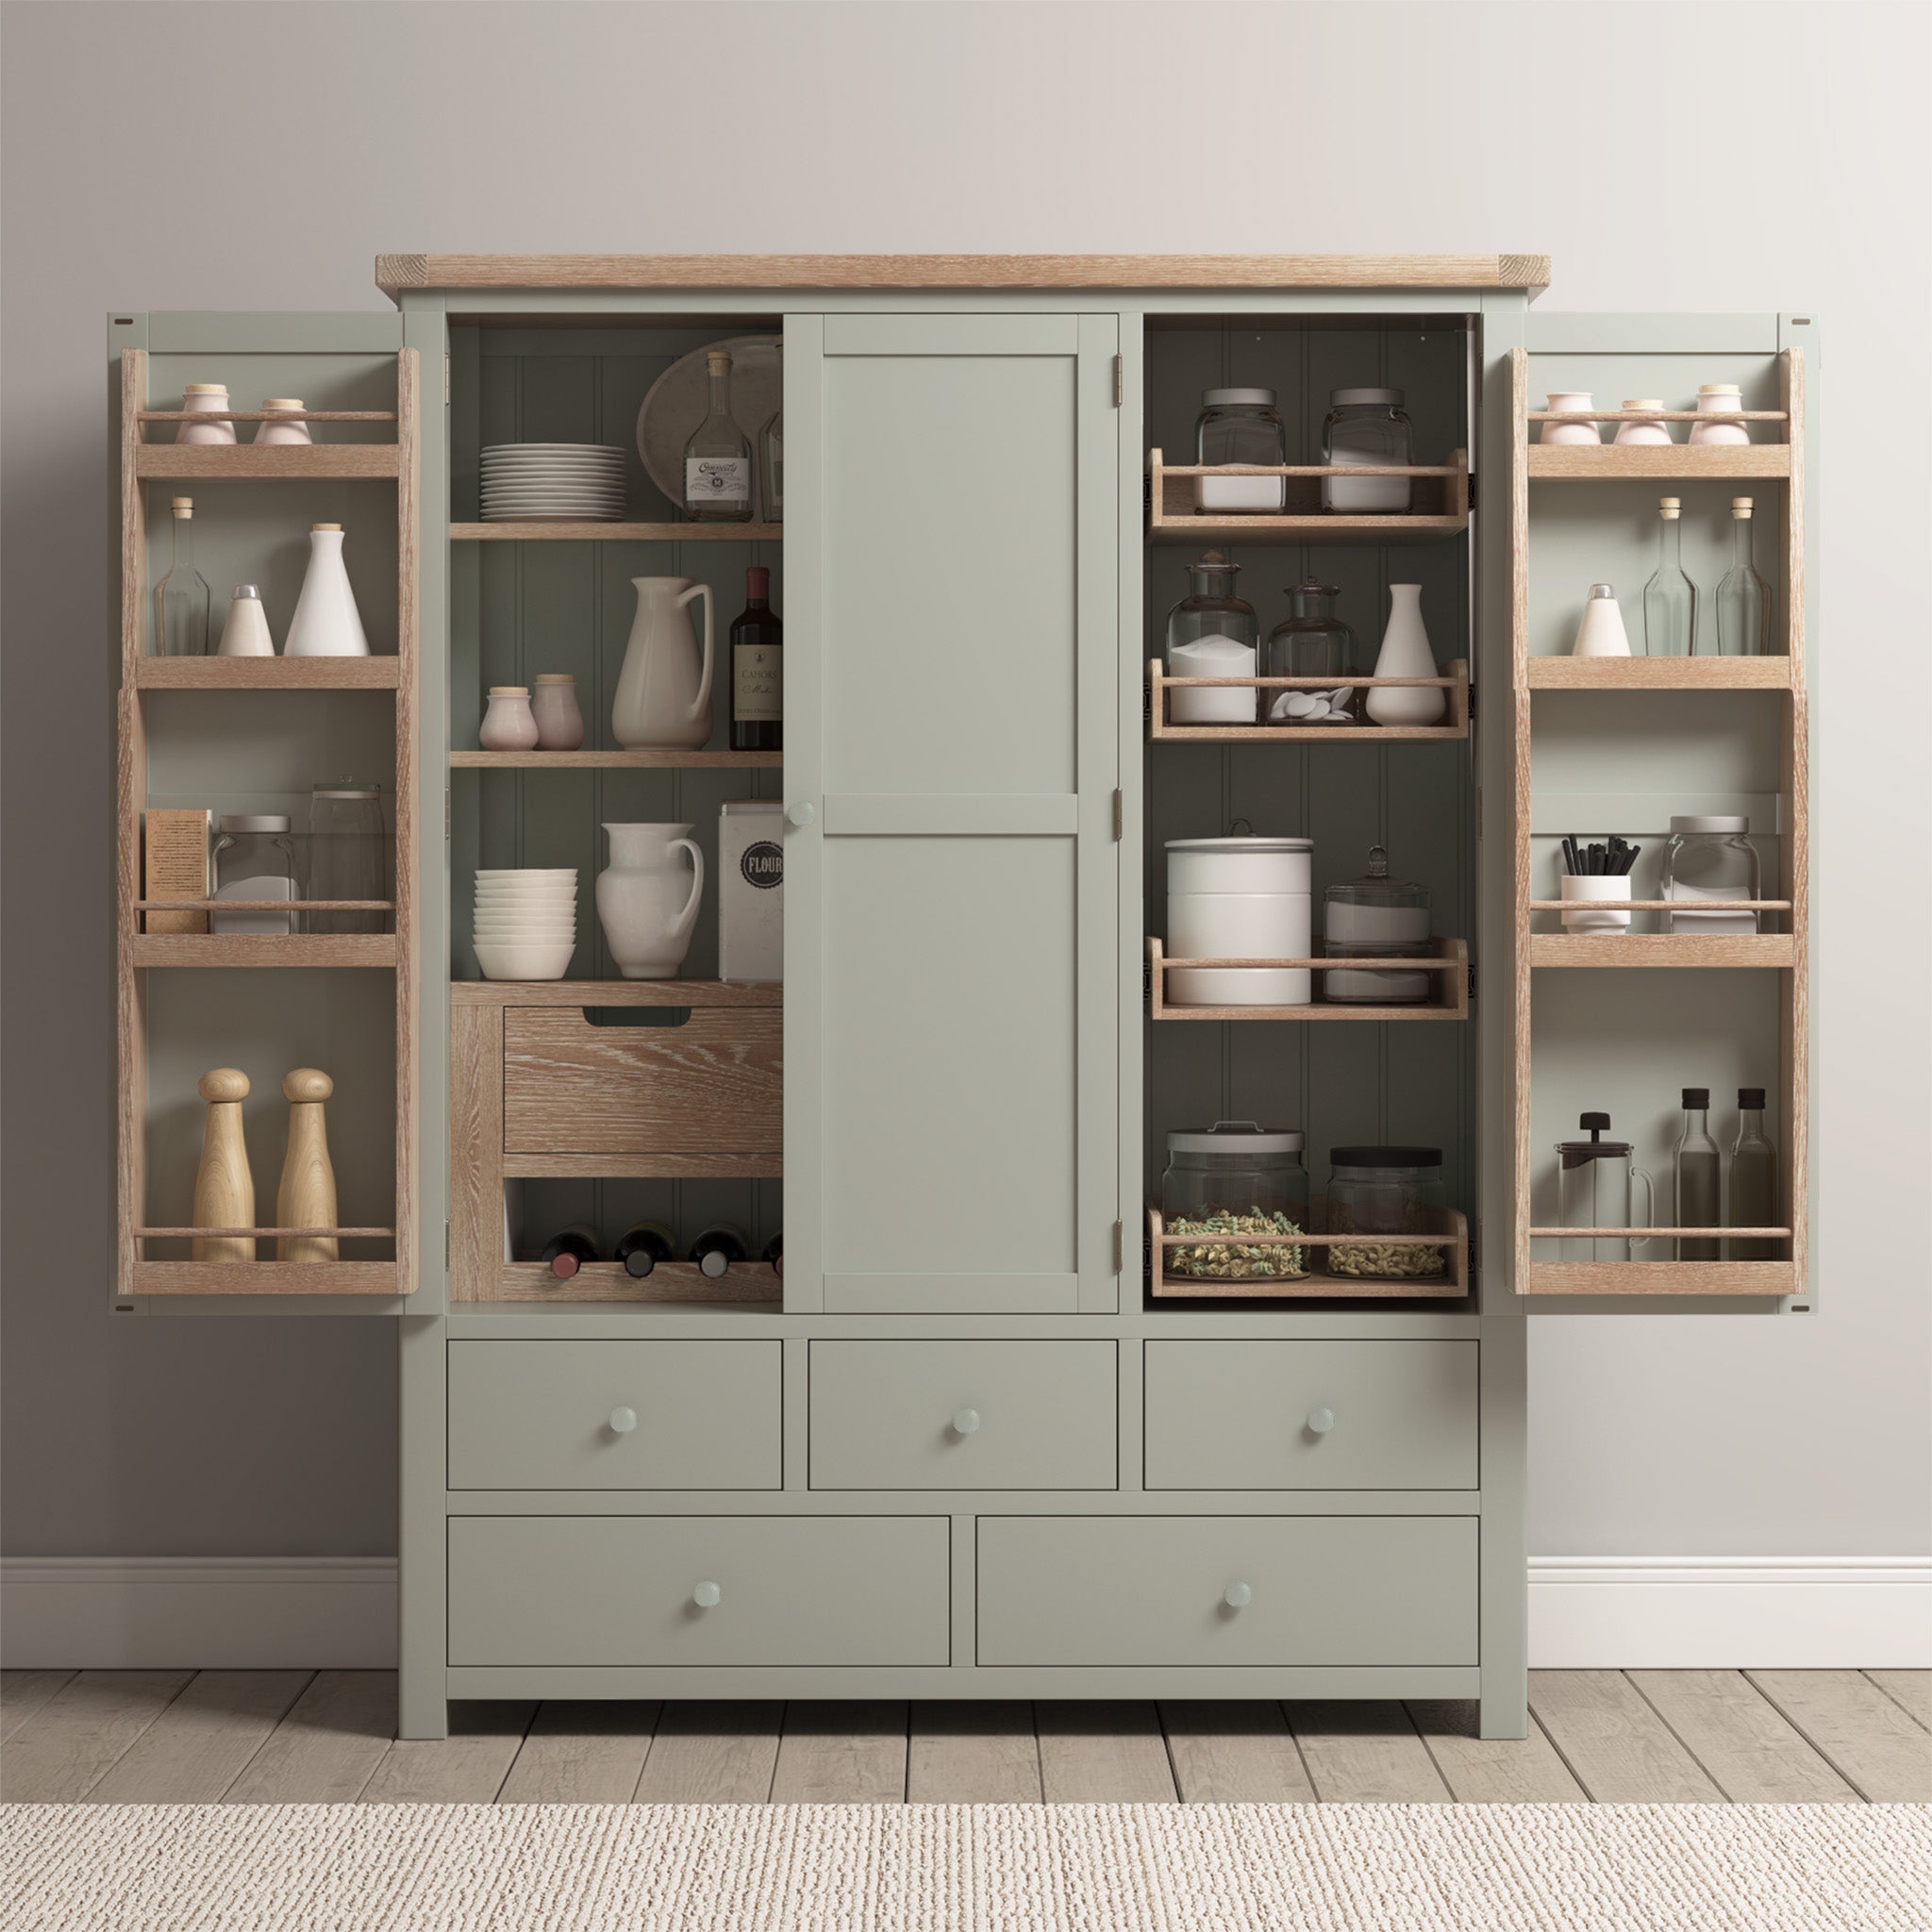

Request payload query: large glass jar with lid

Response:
[1660,815,1761,934]
[1160,1122,1309,1280]
[308,783,389,934]
[1265,582,1357,724]
[1164,550,1258,724]
[210,815,300,937]
[1322,388,1414,512]
[1325,1146,1448,1281]
[1193,388,1287,513]
[1322,845,1433,1003]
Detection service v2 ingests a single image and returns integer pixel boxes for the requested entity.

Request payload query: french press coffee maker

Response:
[1557,1112,1657,1262]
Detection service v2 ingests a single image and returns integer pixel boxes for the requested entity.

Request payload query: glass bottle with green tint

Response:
[153,495,210,656]
[1642,495,1699,657]
[682,350,754,523]
[1728,1087,1778,1259]
[1715,495,1771,656]
[1674,1087,1722,1260]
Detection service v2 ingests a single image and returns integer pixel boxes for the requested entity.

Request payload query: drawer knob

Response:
[692,1580,722,1608]
[608,1407,638,1435]
[951,1407,982,1436]
[786,801,817,827]
[1223,1581,1254,1609]
[1307,1407,1336,1435]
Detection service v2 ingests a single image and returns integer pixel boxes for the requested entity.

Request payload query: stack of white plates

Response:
[474,869,577,980]
[480,444,627,523]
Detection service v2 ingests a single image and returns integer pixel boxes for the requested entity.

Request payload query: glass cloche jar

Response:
[1322,845,1433,1003]
[1160,1122,1309,1281]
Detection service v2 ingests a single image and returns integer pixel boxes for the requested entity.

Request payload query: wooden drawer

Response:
[448,1341,781,1491]
[809,1341,1116,1491]
[502,1007,781,1154]
[1144,1341,1478,1491]
[448,1516,950,1666]
[976,1516,1476,1666]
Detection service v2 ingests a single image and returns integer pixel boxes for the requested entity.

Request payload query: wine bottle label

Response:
[685,457,750,504]
[734,642,781,721]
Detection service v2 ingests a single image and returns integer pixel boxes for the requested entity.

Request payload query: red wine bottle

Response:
[614,1222,675,1279]
[730,567,782,752]
[541,1224,599,1279]
[689,1224,748,1279]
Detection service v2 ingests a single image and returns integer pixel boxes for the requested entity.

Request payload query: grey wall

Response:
[3,0,1926,1560]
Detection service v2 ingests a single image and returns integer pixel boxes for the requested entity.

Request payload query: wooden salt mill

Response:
[277,1069,339,1261]
[192,1068,255,1261]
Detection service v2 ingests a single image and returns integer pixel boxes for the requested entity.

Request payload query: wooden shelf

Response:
[1525,1260,1796,1297]
[140,408,398,425]
[1147,936,1468,1021]
[450,523,783,542]
[1148,1205,1469,1300]
[133,657,403,690]
[1148,658,1469,741]
[135,444,400,480]
[1525,443,1790,480]
[1529,934,1794,969]
[478,1261,782,1305]
[132,934,397,968]
[451,748,780,769]
[128,1261,400,1296]
[504,1152,781,1179]
[1525,656,1794,690]
[450,976,780,1007]
[1148,448,1468,543]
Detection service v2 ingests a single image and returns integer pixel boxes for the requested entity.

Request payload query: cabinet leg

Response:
[397,1687,449,1741]
[1477,1691,1528,1740]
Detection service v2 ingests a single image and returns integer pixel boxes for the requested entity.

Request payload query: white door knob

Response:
[608,1406,638,1434]
[692,1580,722,1608]
[951,1407,982,1436]
[1224,1581,1253,1609]
[786,801,816,827]
[1307,1407,1336,1435]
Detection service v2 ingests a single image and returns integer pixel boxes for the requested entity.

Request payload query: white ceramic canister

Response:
[531,673,585,749]
[1570,582,1632,658]
[1540,391,1599,446]
[1166,836,1313,1006]
[1689,384,1750,445]
[1560,875,1632,935]
[479,686,541,751]
[283,524,371,657]
[1613,399,1674,446]
[176,383,236,445]
[216,583,275,657]
[253,398,313,446]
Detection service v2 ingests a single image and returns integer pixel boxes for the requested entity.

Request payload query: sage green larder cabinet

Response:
[112,257,1816,1741]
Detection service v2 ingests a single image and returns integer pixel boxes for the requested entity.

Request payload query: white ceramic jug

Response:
[1365,584,1445,725]
[596,823,705,979]
[612,576,714,749]
[283,524,370,657]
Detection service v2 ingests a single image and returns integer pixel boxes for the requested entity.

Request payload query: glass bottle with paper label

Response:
[683,350,754,522]
[730,566,782,750]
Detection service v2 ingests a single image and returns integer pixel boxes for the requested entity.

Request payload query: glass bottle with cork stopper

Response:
[683,350,754,522]
[1716,497,1771,656]
[154,497,210,656]
[1642,497,1699,657]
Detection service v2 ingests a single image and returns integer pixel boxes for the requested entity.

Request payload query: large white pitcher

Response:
[596,823,705,979]
[612,575,713,748]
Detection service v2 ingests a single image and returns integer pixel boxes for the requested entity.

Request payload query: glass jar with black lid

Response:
[1324,1145,1447,1281]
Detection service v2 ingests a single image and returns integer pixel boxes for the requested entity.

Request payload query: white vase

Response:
[595,822,705,979]
[283,524,370,657]
[1571,584,1633,657]
[611,576,714,749]
[216,584,275,657]
[1365,584,1445,725]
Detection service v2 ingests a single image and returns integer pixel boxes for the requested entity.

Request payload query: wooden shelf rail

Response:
[1147,448,1469,543]
[1146,936,1468,1021]
[450,749,780,770]
[1148,658,1469,741]
[1148,1205,1469,1300]
[451,522,784,543]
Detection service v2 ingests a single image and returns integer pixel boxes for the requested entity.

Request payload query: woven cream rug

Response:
[5,1802,1929,1930]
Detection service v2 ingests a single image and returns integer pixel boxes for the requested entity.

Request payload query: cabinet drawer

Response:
[809,1341,1116,1491]
[448,1341,780,1491]
[502,1008,781,1154]
[977,1516,1476,1666]
[1144,1341,1477,1491]
[448,1516,949,1666]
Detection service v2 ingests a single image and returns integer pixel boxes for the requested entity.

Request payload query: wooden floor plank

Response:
[223,1670,397,1803]
[1865,1670,1932,1732]
[88,1672,313,1804]
[1629,1672,1859,1803]
[633,1700,784,1804]
[0,1670,192,1801]
[1036,1702,1177,1803]
[496,1701,659,1803]
[1749,1670,1932,1802]
[770,1702,907,1803]
[361,1702,537,1804]
[1407,1699,1589,1803]
[0,1670,76,1743]
[1529,1671,1723,1803]
[1285,1700,1450,1802]
[908,1702,1041,1802]
[1159,1700,1315,1803]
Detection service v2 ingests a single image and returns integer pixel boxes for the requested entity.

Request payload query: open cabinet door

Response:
[782,312,1121,1314]
[1510,312,1815,1311]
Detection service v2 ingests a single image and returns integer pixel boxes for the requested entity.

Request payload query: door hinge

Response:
[443,786,451,841]
[1112,1220,1124,1274]
[1466,472,1477,510]
[443,1221,450,1268]
[1112,354,1124,408]
[1468,960,1477,1003]
[1465,680,1475,724]
[443,353,450,408]
[1111,788,1124,841]
[1470,1220,1480,1278]
[1142,956,1153,1003]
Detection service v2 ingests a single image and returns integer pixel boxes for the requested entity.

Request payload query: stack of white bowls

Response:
[474,869,577,981]
[480,444,627,522]
[1166,836,1314,1006]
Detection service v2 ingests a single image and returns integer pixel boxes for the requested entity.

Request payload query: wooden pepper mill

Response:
[277,1069,339,1261]
[192,1068,255,1261]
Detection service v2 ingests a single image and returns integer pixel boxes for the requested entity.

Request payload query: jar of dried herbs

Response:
[1160,1123,1309,1280]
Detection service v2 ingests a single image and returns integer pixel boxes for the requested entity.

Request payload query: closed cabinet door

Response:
[783,313,1120,1313]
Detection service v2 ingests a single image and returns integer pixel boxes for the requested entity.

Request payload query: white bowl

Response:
[474,885,577,901]
[474,923,576,939]
[475,939,576,981]
[475,867,576,878]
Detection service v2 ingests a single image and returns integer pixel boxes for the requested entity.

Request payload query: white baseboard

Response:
[4,1555,1926,1672]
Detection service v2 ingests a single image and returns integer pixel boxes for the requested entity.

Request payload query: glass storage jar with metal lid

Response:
[1160,1122,1309,1280]
[210,814,300,937]
[1322,388,1413,512]
[1322,844,1432,1003]
[1660,815,1761,934]
[1164,551,1259,724]
[1193,388,1287,513]
[1325,1146,1448,1281]
[308,784,388,934]
[1265,582,1357,724]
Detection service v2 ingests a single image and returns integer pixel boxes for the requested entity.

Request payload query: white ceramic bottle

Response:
[612,576,714,748]
[1613,400,1674,446]
[1570,583,1632,657]
[479,687,540,751]
[532,673,586,749]
[176,384,236,445]
[283,524,370,657]
[595,823,706,979]
[254,399,313,446]
[1689,384,1750,445]
[1365,585,1446,725]
[1540,391,1599,445]
[216,583,275,657]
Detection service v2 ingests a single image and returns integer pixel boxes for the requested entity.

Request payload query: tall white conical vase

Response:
[283,524,370,658]
[1365,583,1444,726]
